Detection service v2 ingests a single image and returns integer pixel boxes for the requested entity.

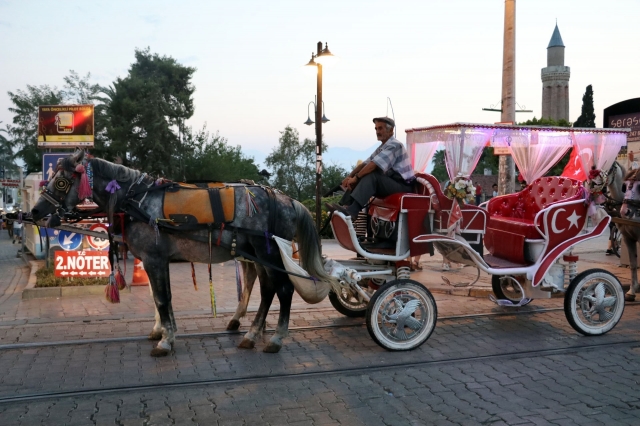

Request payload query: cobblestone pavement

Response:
[1,229,640,424]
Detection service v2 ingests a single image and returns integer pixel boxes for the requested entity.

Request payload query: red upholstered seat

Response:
[485,176,583,264]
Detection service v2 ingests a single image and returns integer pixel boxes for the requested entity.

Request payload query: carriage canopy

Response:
[406,123,630,181]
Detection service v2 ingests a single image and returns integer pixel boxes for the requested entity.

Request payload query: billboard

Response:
[38,105,94,147]
[608,112,640,143]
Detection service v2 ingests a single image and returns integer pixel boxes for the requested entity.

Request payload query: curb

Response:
[21,260,106,300]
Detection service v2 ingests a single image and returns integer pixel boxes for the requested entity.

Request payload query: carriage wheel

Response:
[491,275,533,306]
[564,269,625,336]
[366,279,437,351]
[329,285,370,317]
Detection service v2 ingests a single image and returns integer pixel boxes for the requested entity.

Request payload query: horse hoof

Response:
[148,331,163,341]
[625,294,636,302]
[238,338,255,349]
[150,347,170,357]
[226,319,241,331]
[263,342,282,353]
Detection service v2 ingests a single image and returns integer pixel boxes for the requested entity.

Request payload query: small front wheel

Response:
[366,279,437,351]
[329,286,369,318]
[564,269,625,336]
[491,275,533,306]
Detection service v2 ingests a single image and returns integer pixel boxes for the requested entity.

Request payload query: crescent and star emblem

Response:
[551,208,581,234]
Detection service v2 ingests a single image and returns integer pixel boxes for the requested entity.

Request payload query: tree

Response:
[6,85,65,173]
[181,126,261,182]
[431,150,448,182]
[265,126,329,201]
[99,48,196,178]
[5,71,102,173]
[573,85,596,128]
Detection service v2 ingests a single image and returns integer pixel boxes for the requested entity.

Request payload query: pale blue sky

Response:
[1,0,639,164]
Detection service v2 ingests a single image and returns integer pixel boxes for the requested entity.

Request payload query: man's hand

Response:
[342,176,359,190]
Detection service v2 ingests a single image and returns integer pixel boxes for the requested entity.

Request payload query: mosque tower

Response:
[541,24,570,121]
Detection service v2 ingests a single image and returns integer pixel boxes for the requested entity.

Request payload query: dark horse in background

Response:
[31,151,334,356]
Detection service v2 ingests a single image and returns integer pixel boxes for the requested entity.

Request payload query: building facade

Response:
[541,24,570,121]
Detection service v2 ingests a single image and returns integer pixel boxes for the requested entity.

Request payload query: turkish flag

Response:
[448,201,462,232]
[561,148,587,181]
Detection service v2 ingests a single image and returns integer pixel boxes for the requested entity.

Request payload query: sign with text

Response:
[87,223,110,250]
[609,112,640,143]
[0,178,20,188]
[54,250,110,277]
[493,147,510,155]
[38,105,94,147]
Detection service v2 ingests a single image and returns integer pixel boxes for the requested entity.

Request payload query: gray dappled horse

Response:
[618,167,640,302]
[31,151,333,356]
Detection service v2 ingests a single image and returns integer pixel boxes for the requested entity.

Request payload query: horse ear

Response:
[71,149,85,165]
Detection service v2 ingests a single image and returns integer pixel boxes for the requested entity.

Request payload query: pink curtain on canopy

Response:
[493,129,572,182]
[572,132,627,175]
[406,131,441,173]
[443,128,491,180]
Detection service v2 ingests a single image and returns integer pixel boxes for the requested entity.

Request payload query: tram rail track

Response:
[0,306,568,351]
[0,337,638,405]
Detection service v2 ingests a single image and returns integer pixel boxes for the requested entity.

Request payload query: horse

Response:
[618,167,640,301]
[30,151,336,356]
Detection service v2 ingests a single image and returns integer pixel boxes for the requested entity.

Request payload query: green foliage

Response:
[265,126,333,201]
[518,116,572,127]
[5,71,102,173]
[181,126,261,182]
[0,125,19,177]
[476,147,499,176]
[301,194,343,238]
[573,85,596,128]
[431,150,448,182]
[6,85,65,173]
[98,48,196,178]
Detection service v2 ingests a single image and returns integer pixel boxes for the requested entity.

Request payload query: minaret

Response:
[541,24,570,121]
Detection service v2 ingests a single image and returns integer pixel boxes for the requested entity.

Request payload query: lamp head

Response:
[321,114,330,123]
[315,43,336,65]
[304,53,318,67]
[304,117,314,126]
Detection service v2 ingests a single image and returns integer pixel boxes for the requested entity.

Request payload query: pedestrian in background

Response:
[492,184,498,198]
[475,184,482,205]
[12,220,22,244]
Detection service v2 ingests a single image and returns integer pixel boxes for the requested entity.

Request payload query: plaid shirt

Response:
[366,137,415,182]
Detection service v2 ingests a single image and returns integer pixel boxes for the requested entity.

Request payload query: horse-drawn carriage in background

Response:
[323,123,631,351]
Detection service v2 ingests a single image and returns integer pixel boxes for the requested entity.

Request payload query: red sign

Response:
[87,223,110,250]
[0,179,20,188]
[54,250,110,277]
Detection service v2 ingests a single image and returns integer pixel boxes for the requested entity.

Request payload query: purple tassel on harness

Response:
[105,180,121,193]
[264,231,271,254]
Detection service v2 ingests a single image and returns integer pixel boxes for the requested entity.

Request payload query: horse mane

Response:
[90,158,141,183]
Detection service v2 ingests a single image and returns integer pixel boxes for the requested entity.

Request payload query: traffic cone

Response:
[132,258,150,286]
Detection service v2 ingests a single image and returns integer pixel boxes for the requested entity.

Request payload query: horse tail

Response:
[292,200,334,284]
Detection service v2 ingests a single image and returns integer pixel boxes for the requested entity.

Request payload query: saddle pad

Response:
[163,186,235,224]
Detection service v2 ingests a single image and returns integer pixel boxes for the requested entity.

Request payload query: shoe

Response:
[415,263,423,271]
[333,204,351,217]
[606,249,614,256]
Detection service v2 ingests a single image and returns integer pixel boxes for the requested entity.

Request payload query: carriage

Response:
[321,122,631,351]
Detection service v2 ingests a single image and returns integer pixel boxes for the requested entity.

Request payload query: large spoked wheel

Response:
[564,269,625,336]
[366,279,437,351]
[491,275,533,306]
[329,285,370,318]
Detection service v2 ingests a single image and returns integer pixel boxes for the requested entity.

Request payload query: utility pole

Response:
[499,0,516,195]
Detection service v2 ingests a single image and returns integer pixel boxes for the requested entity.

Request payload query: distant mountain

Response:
[243,144,377,171]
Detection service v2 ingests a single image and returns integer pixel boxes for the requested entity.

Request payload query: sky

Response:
[1,0,639,169]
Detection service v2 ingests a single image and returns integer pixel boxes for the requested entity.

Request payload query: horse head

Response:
[621,168,640,218]
[31,150,88,226]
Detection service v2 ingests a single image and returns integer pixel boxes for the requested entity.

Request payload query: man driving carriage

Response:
[330,117,415,218]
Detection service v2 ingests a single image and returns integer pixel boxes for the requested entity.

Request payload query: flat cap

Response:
[372,116,395,127]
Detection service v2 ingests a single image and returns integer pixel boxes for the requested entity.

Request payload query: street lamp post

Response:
[305,41,335,231]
